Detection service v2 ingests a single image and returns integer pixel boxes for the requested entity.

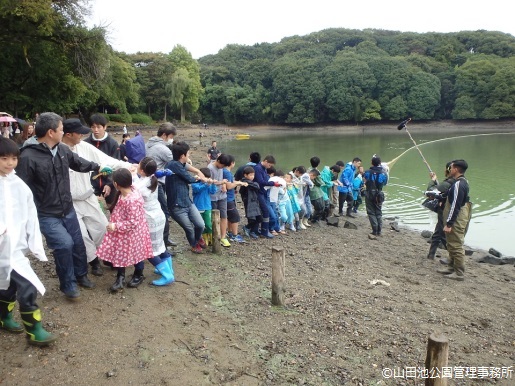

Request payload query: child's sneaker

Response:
[249,232,259,239]
[197,236,207,249]
[220,238,231,248]
[242,226,251,237]
[233,234,246,243]
[191,245,203,254]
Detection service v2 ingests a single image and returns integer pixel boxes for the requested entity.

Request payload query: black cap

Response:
[452,159,468,172]
[63,118,90,134]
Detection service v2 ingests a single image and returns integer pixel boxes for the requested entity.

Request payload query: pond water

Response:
[217,127,515,256]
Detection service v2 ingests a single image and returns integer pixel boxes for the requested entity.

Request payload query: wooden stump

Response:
[271,247,285,306]
[425,333,449,386]
[211,209,221,254]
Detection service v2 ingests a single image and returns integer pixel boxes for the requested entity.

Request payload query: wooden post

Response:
[425,333,449,386]
[271,247,285,306]
[211,209,221,254]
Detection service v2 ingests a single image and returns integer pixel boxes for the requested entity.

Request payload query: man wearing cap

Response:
[16,113,111,301]
[437,159,472,281]
[61,118,133,277]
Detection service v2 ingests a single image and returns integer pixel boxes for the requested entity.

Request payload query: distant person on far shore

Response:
[206,140,221,163]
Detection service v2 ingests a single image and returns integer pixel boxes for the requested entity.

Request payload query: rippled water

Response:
[221,128,515,256]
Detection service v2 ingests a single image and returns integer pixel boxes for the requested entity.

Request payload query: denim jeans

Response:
[170,204,205,247]
[268,202,280,232]
[304,195,312,219]
[38,209,88,293]
[158,183,170,241]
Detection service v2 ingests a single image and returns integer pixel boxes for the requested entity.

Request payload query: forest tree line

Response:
[1,0,514,125]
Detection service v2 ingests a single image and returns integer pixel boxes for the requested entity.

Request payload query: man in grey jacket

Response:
[145,123,177,247]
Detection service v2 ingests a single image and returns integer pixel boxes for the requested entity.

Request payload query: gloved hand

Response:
[155,169,174,178]
[273,182,281,187]
[99,166,113,175]
[92,166,113,180]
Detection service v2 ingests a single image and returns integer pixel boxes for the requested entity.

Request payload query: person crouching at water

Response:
[96,169,154,292]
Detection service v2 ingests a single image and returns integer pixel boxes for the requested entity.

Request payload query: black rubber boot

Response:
[110,269,126,292]
[127,269,145,288]
[346,206,356,218]
[89,257,103,276]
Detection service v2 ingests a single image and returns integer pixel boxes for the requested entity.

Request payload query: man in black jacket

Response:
[437,159,471,281]
[83,113,120,205]
[16,113,109,301]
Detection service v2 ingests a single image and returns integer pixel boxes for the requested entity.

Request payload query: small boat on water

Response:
[235,133,250,140]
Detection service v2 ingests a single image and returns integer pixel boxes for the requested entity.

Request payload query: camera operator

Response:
[425,161,456,260]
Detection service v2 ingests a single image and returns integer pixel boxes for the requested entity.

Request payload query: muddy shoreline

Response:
[1,123,514,385]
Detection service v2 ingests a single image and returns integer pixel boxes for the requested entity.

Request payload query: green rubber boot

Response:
[20,309,58,346]
[0,300,24,333]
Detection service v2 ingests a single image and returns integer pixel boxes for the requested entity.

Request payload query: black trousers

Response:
[338,192,353,213]
[0,270,39,312]
[428,210,447,256]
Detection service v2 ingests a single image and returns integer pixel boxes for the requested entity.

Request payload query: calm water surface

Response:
[217,128,515,256]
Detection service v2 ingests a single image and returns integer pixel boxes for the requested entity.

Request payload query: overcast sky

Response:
[87,0,514,59]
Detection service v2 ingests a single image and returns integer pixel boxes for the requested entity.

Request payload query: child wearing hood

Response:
[0,137,57,346]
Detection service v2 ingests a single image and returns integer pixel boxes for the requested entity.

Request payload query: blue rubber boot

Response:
[151,261,175,286]
[260,222,274,239]
[154,253,172,274]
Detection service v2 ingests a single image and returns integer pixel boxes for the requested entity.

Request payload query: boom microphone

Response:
[397,118,412,130]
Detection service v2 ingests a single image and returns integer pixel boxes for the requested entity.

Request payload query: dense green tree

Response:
[323,52,377,122]
[0,0,136,119]
[271,55,328,123]
[405,72,441,119]
[168,45,203,122]
[452,96,476,119]
[127,52,173,120]
[452,55,514,118]
[167,68,192,122]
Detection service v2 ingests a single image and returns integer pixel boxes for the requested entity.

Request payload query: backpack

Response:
[367,170,386,205]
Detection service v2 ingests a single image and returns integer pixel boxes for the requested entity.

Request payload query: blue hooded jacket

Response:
[337,162,356,194]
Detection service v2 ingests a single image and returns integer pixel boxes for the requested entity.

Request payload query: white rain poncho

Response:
[0,171,47,295]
